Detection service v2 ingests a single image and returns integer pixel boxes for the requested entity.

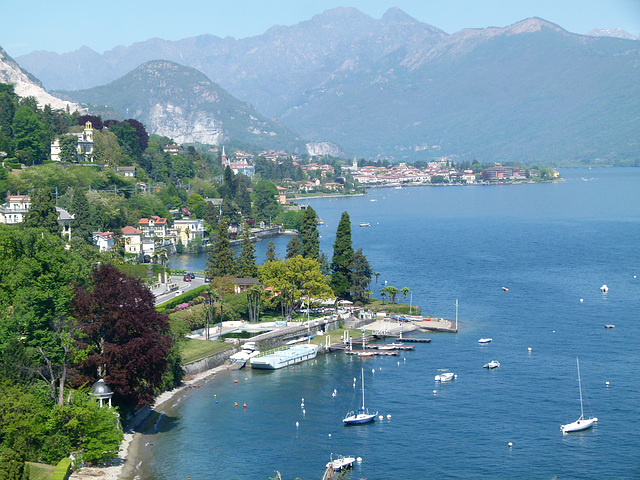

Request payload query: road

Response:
[153,275,207,305]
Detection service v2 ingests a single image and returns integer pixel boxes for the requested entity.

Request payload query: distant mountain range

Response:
[10,8,640,165]
[53,60,306,152]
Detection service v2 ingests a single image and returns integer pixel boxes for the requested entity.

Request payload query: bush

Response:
[52,458,71,480]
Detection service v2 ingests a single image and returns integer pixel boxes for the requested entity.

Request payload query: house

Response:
[204,198,223,215]
[0,193,30,224]
[276,186,288,204]
[233,278,262,294]
[0,193,74,240]
[121,226,143,254]
[51,121,94,162]
[92,231,115,252]
[115,166,136,177]
[137,216,168,238]
[163,144,183,156]
[173,218,205,244]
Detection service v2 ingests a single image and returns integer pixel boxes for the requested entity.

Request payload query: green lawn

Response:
[179,338,234,364]
[27,462,55,480]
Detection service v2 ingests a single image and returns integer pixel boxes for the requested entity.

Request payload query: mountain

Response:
[15,8,640,165]
[587,28,639,40]
[53,60,305,151]
[0,46,78,111]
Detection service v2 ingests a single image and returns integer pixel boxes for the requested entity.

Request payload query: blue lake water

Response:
[136,169,640,480]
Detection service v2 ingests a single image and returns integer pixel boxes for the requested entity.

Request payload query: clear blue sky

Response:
[2,0,639,57]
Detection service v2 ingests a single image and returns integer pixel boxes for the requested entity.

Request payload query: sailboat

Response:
[561,357,598,434]
[343,368,377,425]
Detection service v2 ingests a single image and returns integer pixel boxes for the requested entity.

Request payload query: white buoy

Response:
[433,390,437,395]
[357,457,362,463]
[378,415,383,420]
[404,357,406,362]
[379,366,382,370]
[387,414,391,419]
[353,377,356,383]
[296,422,299,427]
[454,374,458,379]
[580,298,583,302]
[301,403,304,407]
[553,330,555,333]
[328,433,331,437]
[301,398,304,402]
[606,381,610,387]
[508,442,513,448]
[303,409,306,415]
[528,347,532,352]
[397,361,400,366]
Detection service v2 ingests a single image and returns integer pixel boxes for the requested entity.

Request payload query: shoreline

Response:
[69,317,451,479]
[69,366,228,480]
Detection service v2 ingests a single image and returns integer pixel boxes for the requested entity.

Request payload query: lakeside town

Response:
[0,92,562,480]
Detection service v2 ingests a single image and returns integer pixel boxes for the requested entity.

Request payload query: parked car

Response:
[188,273,196,279]
[183,275,192,282]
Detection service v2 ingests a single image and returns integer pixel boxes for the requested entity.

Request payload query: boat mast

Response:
[455,299,459,332]
[361,368,365,409]
[577,357,584,419]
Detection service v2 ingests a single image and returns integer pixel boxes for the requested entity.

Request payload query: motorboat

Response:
[435,372,455,382]
[343,369,377,425]
[561,358,598,434]
[478,338,492,344]
[359,223,370,227]
[326,454,355,471]
[483,360,500,369]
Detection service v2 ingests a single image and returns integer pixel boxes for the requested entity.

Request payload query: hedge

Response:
[52,458,71,480]
[156,285,209,313]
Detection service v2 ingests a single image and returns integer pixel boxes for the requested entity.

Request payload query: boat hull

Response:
[561,417,597,433]
[343,412,377,425]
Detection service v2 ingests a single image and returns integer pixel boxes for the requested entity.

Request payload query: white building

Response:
[51,121,94,162]
[0,193,74,240]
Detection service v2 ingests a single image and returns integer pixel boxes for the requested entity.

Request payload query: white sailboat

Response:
[561,357,598,434]
[343,368,377,425]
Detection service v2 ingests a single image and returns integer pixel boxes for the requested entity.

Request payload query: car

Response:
[188,273,196,279]
[183,275,192,282]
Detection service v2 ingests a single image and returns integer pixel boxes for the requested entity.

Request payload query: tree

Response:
[12,106,47,165]
[373,272,380,289]
[70,187,93,243]
[258,256,333,318]
[236,224,258,278]
[123,118,149,152]
[285,236,303,259]
[58,135,78,163]
[22,187,60,236]
[264,241,277,263]
[246,284,263,323]
[252,180,280,222]
[379,287,387,304]
[205,220,236,279]
[330,211,354,299]
[401,287,411,304]
[203,200,220,231]
[300,206,320,260]
[386,285,399,304]
[186,193,207,219]
[348,248,372,303]
[70,264,173,414]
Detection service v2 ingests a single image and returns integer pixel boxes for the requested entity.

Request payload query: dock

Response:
[395,337,431,343]
[345,349,399,356]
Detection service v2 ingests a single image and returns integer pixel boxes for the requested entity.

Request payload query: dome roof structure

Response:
[91,378,113,396]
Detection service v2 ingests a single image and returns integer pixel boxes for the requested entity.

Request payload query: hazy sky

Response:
[2,0,639,57]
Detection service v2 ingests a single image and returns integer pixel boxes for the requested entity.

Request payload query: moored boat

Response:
[435,372,455,382]
[478,338,492,344]
[561,358,598,434]
[250,344,318,370]
[344,369,377,425]
[483,360,500,369]
[326,454,355,471]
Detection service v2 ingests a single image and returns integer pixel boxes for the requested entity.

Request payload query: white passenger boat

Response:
[326,454,355,471]
[435,372,455,382]
[483,360,500,369]
[250,344,318,370]
[561,358,598,434]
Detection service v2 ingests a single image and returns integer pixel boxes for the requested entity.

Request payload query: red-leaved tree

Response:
[70,264,172,413]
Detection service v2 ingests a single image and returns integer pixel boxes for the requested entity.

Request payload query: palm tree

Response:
[365,289,373,303]
[387,286,399,304]
[401,287,411,304]
[379,287,387,304]
[373,272,380,289]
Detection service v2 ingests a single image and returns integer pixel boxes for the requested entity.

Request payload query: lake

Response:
[134,168,640,480]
